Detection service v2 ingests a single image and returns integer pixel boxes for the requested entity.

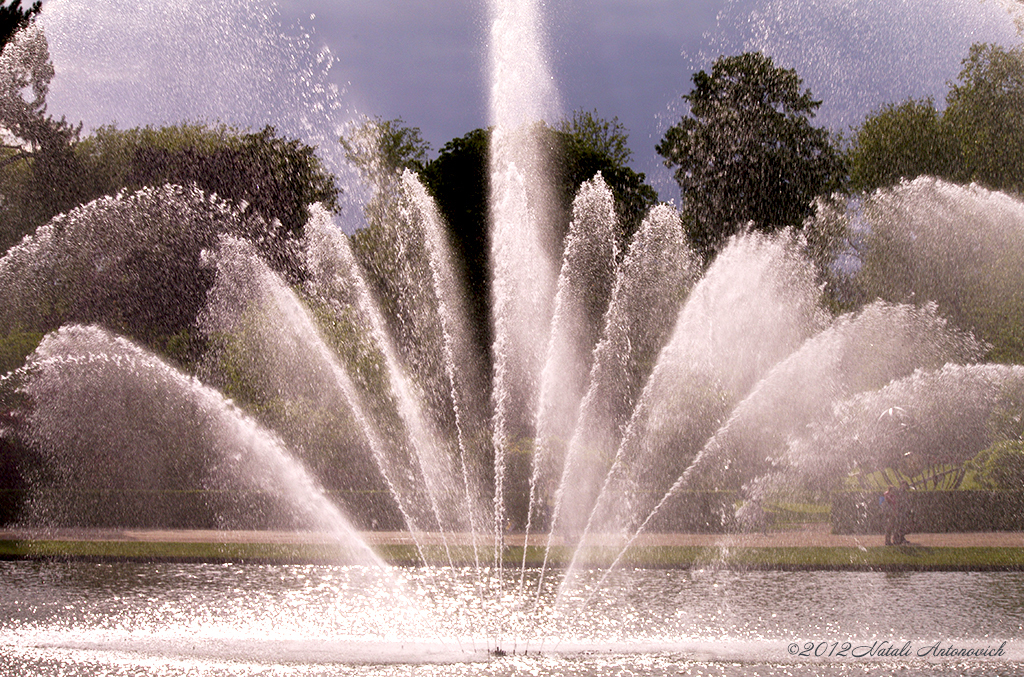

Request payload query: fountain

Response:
[2,0,1024,673]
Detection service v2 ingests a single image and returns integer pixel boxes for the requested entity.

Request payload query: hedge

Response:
[832,491,1024,534]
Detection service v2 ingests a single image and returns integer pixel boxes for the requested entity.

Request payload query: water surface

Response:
[1,561,1021,675]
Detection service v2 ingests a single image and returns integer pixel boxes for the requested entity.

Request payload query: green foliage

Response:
[416,117,657,368]
[847,98,963,193]
[70,123,232,200]
[0,329,40,373]
[0,21,83,252]
[974,369,1024,488]
[989,379,1024,442]
[945,42,1024,193]
[0,184,277,367]
[555,109,633,166]
[100,124,339,237]
[847,43,1024,195]
[201,296,390,497]
[348,211,446,383]
[417,128,492,364]
[657,51,846,258]
[340,116,434,265]
[1,121,340,261]
[341,115,431,175]
[550,110,658,247]
[809,175,1024,363]
[800,194,862,312]
[342,117,467,414]
[810,53,1024,355]
[969,442,1024,490]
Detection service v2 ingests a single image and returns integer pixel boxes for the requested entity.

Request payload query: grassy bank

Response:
[3,538,1023,570]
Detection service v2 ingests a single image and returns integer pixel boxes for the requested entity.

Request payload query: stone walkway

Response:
[1,525,1022,548]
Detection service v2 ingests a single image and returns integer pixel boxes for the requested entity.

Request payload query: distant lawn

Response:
[0,538,353,563]
[3,538,1023,570]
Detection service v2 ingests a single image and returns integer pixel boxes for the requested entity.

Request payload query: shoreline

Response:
[2,527,1023,570]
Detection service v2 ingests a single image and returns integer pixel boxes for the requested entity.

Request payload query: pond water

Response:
[1,560,1021,676]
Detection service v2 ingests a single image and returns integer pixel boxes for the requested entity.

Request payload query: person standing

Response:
[883,482,909,545]
[884,483,909,544]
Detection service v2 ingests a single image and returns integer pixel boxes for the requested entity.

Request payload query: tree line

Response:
[0,10,1022,372]
[2,7,1024,503]
[0,7,1021,374]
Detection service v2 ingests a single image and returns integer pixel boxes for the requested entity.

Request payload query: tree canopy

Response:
[551,110,658,245]
[339,114,657,384]
[416,116,656,370]
[418,114,656,274]
[847,43,1024,194]
[120,125,339,239]
[846,98,962,193]
[813,43,1024,363]
[945,42,1024,193]
[0,19,83,250]
[657,51,845,258]
[341,115,431,176]
[0,120,340,262]
[0,0,39,51]
[417,128,491,359]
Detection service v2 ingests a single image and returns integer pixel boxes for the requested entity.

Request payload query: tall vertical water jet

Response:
[550,204,699,540]
[487,0,560,557]
[526,174,619,544]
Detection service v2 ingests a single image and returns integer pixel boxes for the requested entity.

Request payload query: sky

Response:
[38,0,1023,202]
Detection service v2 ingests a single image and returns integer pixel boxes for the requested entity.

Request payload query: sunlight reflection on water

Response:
[1,561,1022,675]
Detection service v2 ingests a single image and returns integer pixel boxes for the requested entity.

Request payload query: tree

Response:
[845,43,1024,195]
[122,125,339,240]
[0,184,276,366]
[0,121,340,272]
[556,109,632,166]
[945,42,1024,193]
[0,21,83,251]
[0,0,39,52]
[418,128,491,360]
[341,115,431,176]
[971,441,1024,489]
[552,110,657,246]
[657,51,846,258]
[417,116,657,370]
[340,116,432,251]
[847,98,963,193]
[341,117,463,414]
[338,114,657,388]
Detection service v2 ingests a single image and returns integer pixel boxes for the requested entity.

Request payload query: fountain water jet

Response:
[487,0,562,572]
[18,324,382,567]
[2,0,1024,671]
[522,174,618,587]
[786,363,1024,491]
[545,203,699,546]
[577,232,827,541]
